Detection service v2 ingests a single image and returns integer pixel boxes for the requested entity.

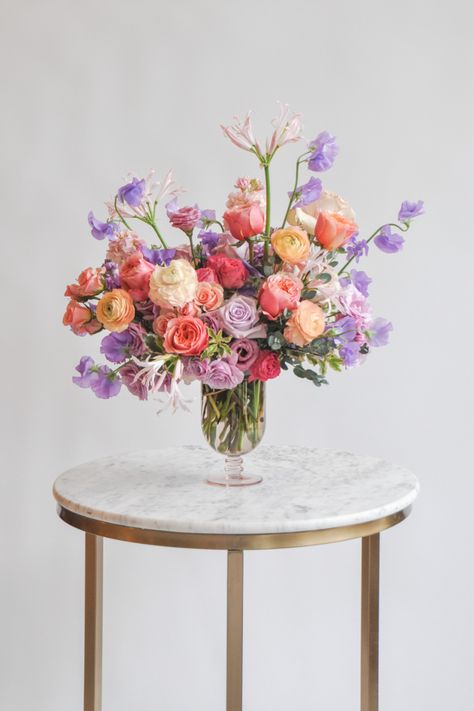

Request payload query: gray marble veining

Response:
[53,445,419,535]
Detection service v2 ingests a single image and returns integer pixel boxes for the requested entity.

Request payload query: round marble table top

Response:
[53,445,418,536]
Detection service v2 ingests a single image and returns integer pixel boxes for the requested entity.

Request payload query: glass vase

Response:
[201,378,265,486]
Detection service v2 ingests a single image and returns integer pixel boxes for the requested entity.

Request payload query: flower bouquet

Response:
[63,104,423,486]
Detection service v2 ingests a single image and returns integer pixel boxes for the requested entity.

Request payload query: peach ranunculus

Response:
[224,203,266,241]
[287,190,357,235]
[194,281,224,311]
[271,226,310,265]
[258,273,303,320]
[149,259,198,308]
[163,316,209,356]
[315,212,358,250]
[63,300,102,335]
[95,289,135,332]
[119,252,154,301]
[152,311,176,336]
[283,300,325,346]
[64,267,105,299]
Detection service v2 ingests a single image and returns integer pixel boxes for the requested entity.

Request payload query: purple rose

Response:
[182,357,209,383]
[350,269,372,297]
[134,299,159,321]
[117,177,146,207]
[88,212,117,241]
[366,318,393,347]
[374,226,404,254]
[120,363,149,400]
[290,177,322,208]
[230,338,260,371]
[398,200,424,222]
[308,131,339,172]
[72,356,98,388]
[219,295,267,339]
[202,355,244,390]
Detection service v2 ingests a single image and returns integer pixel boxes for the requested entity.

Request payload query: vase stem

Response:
[224,455,244,481]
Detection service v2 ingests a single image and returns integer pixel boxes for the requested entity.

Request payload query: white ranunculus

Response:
[149,259,198,308]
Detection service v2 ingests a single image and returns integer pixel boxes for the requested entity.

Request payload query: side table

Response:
[53,445,419,711]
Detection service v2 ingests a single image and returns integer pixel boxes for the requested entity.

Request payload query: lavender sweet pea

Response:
[72,356,98,388]
[88,212,116,241]
[366,318,393,347]
[92,366,122,399]
[308,132,339,172]
[100,324,146,363]
[340,341,362,367]
[202,355,244,389]
[198,209,217,227]
[398,200,424,222]
[117,177,146,207]
[219,295,267,339]
[374,226,405,254]
[350,269,372,297]
[291,177,322,208]
[198,230,220,254]
[140,245,177,266]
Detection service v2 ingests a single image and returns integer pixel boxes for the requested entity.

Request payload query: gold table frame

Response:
[58,504,411,711]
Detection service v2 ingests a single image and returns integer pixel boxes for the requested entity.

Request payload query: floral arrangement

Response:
[63,105,423,424]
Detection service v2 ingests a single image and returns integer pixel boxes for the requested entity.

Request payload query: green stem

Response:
[263,162,271,238]
[148,220,169,249]
[187,232,198,267]
[338,222,409,275]
[247,238,254,265]
[281,156,306,228]
[114,197,132,230]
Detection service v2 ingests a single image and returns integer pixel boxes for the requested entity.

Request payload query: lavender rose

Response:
[120,363,148,400]
[182,357,209,383]
[218,295,266,339]
[202,355,244,390]
[230,338,260,371]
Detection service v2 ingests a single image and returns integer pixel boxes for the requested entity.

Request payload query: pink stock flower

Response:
[258,273,303,320]
[166,199,201,233]
[266,103,303,155]
[65,267,105,299]
[119,252,154,301]
[106,231,145,265]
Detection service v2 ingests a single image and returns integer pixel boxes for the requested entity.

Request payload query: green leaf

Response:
[301,289,317,300]
[315,272,332,283]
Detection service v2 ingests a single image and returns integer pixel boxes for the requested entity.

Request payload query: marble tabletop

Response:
[53,445,419,536]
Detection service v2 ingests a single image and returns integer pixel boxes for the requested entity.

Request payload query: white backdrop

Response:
[1,1,473,709]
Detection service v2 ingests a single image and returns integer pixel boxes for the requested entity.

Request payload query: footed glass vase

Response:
[201,378,265,486]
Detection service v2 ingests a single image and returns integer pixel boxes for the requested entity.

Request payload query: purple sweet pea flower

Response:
[350,269,372,297]
[345,235,369,263]
[366,318,393,347]
[117,177,146,207]
[230,338,260,372]
[100,324,146,363]
[308,131,339,172]
[202,355,244,390]
[374,226,405,254]
[140,244,177,266]
[198,209,217,227]
[88,212,117,241]
[332,316,358,343]
[198,230,220,254]
[219,295,267,339]
[72,356,99,388]
[398,200,424,222]
[91,366,122,399]
[339,341,361,367]
[290,177,323,208]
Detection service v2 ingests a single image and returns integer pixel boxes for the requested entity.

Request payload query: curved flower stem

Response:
[246,238,254,265]
[263,162,271,238]
[148,220,169,249]
[281,151,312,228]
[338,222,410,275]
[187,232,197,267]
[114,197,132,230]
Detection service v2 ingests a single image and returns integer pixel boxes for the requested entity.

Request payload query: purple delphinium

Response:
[104,260,121,289]
[198,229,220,254]
[140,244,176,266]
[350,269,372,297]
[345,236,369,263]
[72,356,99,388]
[366,318,393,347]
[88,212,117,241]
[117,177,146,207]
[398,200,424,222]
[290,177,322,208]
[92,366,122,399]
[374,226,405,254]
[202,355,244,390]
[308,131,339,172]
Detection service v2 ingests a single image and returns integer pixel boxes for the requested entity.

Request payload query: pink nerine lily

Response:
[266,102,303,156]
[221,112,261,154]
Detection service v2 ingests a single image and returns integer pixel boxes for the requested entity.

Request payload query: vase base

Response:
[206,473,263,487]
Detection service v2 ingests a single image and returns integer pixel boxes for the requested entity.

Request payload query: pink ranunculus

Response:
[223,203,265,241]
[248,350,281,383]
[153,311,176,336]
[63,300,102,336]
[163,316,209,356]
[65,267,105,299]
[194,281,224,311]
[119,252,155,301]
[196,267,219,283]
[258,273,303,320]
[315,212,358,251]
[206,254,248,289]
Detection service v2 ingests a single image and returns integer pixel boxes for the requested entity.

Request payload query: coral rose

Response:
[65,267,104,299]
[119,252,154,301]
[194,281,224,311]
[223,203,265,241]
[96,289,135,332]
[315,212,358,250]
[149,258,198,308]
[63,300,102,335]
[271,227,310,265]
[206,254,248,289]
[248,350,281,383]
[163,316,209,356]
[258,273,303,320]
[283,300,325,346]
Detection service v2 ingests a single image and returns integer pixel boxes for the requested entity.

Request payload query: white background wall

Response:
[1,1,473,709]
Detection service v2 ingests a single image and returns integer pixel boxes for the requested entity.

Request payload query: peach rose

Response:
[194,281,224,311]
[119,252,154,301]
[283,300,325,346]
[223,203,265,241]
[63,300,102,335]
[315,212,358,250]
[163,316,209,356]
[149,259,198,308]
[271,226,310,265]
[152,311,175,336]
[287,190,357,235]
[258,273,303,320]
[96,289,135,332]
[65,267,104,299]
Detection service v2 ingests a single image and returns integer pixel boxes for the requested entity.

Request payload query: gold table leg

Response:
[227,550,243,711]
[361,533,380,711]
[84,533,103,711]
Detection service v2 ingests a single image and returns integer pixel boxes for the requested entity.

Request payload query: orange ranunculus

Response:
[163,316,209,356]
[95,289,135,332]
[283,300,325,347]
[315,212,358,251]
[271,226,310,265]
[63,300,102,335]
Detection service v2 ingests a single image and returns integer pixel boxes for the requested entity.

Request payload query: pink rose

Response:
[223,203,265,241]
[196,267,219,283]
[63,300,102,336]
[164,316,209,356]
[248,350,281,382]
[206,254,248,289]
[119,253,154,301]
[153,311,175,336]
[65,267,105,299]
[166,201,201,233]
[194,281,224,311]
[315,212,358,251]
[179,301,201,317]
[258,273,303,320]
